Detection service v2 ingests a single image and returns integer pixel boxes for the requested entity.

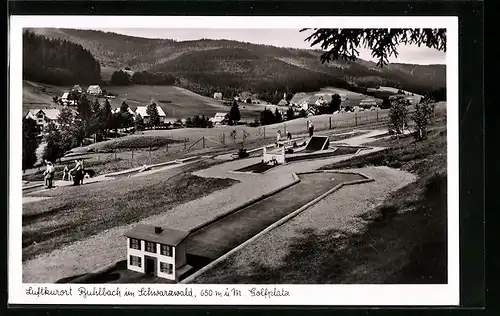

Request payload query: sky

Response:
[95,28,446,65]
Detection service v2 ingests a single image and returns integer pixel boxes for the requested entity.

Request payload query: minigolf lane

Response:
[185,171,368,260]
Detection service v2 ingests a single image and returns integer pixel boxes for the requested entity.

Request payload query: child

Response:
[62,165,69,181]
[287,131,292,145]
[276,130,282,147]
[308,120,315,137]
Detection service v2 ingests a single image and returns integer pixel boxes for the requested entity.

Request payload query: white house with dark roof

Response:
[87,85,102,96]
[359,99,378,109]
[25,109,61,129]
[125,224,192,281]
[61,92,77,106]
[209,112,228,125]
[135,105,167,124]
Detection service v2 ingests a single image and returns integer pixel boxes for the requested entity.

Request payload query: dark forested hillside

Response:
[25,28,446,101]
[152,47,359,102]
[23,30,101,85]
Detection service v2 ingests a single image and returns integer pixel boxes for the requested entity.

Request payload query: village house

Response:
[209,112,229,126]
[314,95,329,107]
[72,85,84,93]
[112,107,136,117]
[122,69,135,77]
[87,85,102,96]
[25,108,61,130]
[135,105,167,124]
[213,92,223,100]
[60,92,77,106]
[125,224,193,281]
[277,99,288,106]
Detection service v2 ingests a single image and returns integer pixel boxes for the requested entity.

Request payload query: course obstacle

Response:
[263,146,286,165]
[303,135,330,152]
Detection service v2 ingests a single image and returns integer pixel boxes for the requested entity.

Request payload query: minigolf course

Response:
[236,135,369,173]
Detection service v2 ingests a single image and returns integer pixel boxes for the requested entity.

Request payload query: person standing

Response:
[79,159,85,185]
[43,161,55,189]
[70,159,82,186]
[276,130,282,147]
[62,165,69,181]
[308,120,315,137]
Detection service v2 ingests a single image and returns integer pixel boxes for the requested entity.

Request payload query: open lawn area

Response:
[100,85,265,121]
[22,159,238,261]
[190,119,447,284]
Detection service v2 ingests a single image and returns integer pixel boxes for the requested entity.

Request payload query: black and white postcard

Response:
[9,16,458,305]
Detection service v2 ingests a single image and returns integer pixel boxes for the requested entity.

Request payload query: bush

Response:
[388,100,409,136]
[185,115,213,128]
[238,148,249,158]
[412,98,435,141]
[247,118,260,127]
[260,108,276,125]
[381,98,391,109]
[23,118,39,169]
[111,70,131,85]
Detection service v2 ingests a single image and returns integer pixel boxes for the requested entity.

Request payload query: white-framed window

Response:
[160,262,173,274]
[160,244,172,257]
[145,241,156,253]
[130,255,141,267]
[129,238,141,250]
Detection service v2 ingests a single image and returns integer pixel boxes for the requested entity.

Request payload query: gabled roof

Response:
[41,109,61,120]
[112,107,136,115]
[214,112,228,117]
[135,105,166,117]
[125,224,190,246]
[87,85,101,90]
[27,109,60,120]
[62,92,69,99]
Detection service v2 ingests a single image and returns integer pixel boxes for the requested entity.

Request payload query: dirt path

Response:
[22,159,202,202]
[331,129,388,146]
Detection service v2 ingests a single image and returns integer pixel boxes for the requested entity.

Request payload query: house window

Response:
[160,244,172,257]
[37,114,44,119]
[160,262,173,274]
[145,241,156,253]
[130,255,141,267]
[129,238,141,250]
